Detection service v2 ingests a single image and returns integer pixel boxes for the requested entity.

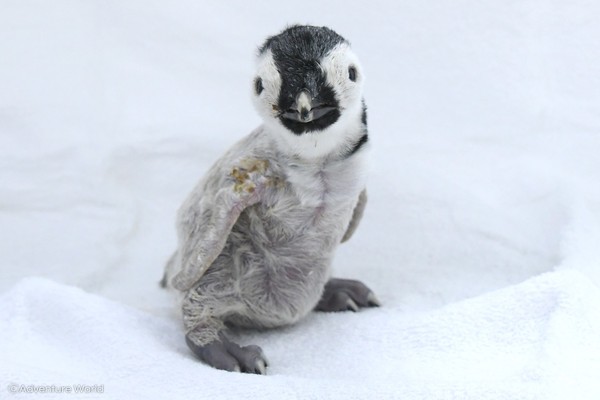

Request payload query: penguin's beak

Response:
[281,89,337,123]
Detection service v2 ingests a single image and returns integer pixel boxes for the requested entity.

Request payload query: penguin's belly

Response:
[225,200,354,327]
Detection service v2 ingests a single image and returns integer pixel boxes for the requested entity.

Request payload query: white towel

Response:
[1,270,599,400]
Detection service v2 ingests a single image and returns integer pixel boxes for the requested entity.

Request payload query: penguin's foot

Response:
[315,278,380,312]
[185,331,268,374]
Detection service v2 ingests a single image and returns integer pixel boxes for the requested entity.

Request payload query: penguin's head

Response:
[252,25,366,158]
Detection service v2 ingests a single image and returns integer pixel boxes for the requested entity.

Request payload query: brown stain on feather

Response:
[230,159,269,193]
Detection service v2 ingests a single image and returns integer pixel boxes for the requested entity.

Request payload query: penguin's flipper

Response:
[172,163,269,291]
[341,189,367,243]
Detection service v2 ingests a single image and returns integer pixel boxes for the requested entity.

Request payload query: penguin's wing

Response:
[171,164,267,291]
[341,189,367,243]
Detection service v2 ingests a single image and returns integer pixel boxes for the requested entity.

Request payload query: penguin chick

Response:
[163,25,379,374]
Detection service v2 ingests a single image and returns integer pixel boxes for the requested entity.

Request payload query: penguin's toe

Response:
[185,337,241,372]
[315,278,380,312]
[186,332,268,374]
[222,339,269,375]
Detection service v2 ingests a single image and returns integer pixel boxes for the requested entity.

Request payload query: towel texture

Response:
[1,270,599,399]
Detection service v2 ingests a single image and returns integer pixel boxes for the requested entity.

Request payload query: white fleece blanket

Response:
[1,270,599,400]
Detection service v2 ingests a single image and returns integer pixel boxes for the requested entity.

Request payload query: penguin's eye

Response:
[254,77,264,95]
[348,66,357,82]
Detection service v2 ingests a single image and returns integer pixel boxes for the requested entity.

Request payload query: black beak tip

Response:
[300,108,310,121]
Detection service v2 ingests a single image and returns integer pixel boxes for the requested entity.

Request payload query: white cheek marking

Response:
[252,49,282,120]
[320,43,364,110]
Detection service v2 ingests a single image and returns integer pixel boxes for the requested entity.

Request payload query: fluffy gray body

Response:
[163,25,378,374]
[165,125,367,342]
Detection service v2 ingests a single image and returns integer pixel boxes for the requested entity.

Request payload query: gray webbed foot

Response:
[185,332,268,374]
[315,278,380,312]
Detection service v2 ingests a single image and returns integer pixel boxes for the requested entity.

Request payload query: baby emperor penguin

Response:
[163,25,379,374]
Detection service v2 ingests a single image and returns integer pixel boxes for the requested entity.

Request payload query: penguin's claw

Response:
[346,298,359,312]
[255,359,267,375]
[367,292,381,307]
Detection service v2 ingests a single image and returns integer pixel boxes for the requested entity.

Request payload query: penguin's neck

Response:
[265,103,365,162]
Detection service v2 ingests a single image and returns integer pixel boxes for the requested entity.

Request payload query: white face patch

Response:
[319,43,364,112]
[251,49,282,121]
